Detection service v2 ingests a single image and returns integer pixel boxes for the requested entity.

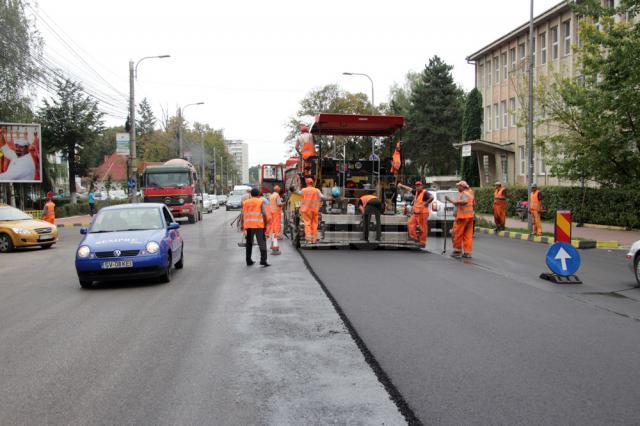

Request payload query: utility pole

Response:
[200,130,206,193]
[177,107,183,159]
[212,145,216,194]
[527,0,535,232]
[128,60,136,202]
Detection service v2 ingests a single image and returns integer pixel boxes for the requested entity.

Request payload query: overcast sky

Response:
[34,0,560,167]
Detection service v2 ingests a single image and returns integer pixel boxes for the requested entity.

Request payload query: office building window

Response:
[485,106,491,131]
[510,48,516,70]
[502,52,507,80]
[509,97,516,127]
[494,56,499,82]
[519,146,525,175]
[519,43,526,61]
[486,60,492,86]
[494,103,499,130]
[501,100,507,128]
[551,26,559,59]
[563,20,571,55]
[540,31,547,64]
[537,151,546,175]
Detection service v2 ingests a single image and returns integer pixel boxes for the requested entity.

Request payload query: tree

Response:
[39,79,104,201]
[405,56,464,177]
[461,88,482,187]
[540,0,640,187]
[136,98,156,159]
[249,165,260,185]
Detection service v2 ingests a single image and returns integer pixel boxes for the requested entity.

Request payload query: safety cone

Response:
[271,235,281,255]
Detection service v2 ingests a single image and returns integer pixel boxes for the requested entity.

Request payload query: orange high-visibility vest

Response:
[494,187,506,206]
[391,151,401,174]
[43,201,55,223]
[242,197,265,229]
[530,190,541,212]
[413,190,430,214]
[456,190,474,219]
[360,194,377,208]
[269,192,282,214]
[300,133,316,160]
[300,187,321,213]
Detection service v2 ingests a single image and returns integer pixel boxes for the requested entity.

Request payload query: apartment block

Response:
[224,139,249,184]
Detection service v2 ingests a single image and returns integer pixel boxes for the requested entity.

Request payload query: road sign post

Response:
[540,242,582,284]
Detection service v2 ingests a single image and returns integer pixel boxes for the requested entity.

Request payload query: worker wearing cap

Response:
[398,180,434,248]
[268,185,284,243]
[493,181,507,231]
[446,180,474,258]
[0,134,36,181]
[299,178,326,244]
[358,192,382,242]
[295,126,317,177]
[529,183,543,236]
[241,187,270,267]
[42,191,56,225]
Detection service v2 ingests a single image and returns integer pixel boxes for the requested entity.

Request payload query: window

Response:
[606,0,615,8]
[537,150,546,175]
[519,146,526,175]
[501,52,507,80]
[494,103,499,130]
[551,26,558,59]
[532,37,536,61]
[478,64,484,87]
[485,106,491,131]
[510,48,516,70]
[509,97,516,127]
[501,100,507,128]
[494,56,499,82]
[486,59,492,86]
[540,31,547,64]
[563,20,571,55]
[519,43,526,61]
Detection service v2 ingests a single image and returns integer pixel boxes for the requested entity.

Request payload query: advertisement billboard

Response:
[0,123,42,183]
[116,133,130,156]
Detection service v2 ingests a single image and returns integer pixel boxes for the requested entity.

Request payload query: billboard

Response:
[0,123,42,183]
[116,133,130,156]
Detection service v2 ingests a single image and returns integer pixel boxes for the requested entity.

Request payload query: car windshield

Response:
[90,208,164,233]
[228,196,242,203]
[145,172,191,187]
[0,206,32,221]
[436,191,458,202]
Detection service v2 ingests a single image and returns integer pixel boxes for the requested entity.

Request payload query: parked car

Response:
[626,240,640,287]
[0,204,59,252]
[226,194,242,211]
[217,194,227,206]
[75,203,183,288]
[427,190,457,235]
[209,195,219,209]
[515,200,529,221]
[202,195,213,213]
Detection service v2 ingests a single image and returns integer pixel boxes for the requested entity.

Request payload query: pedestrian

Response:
[295,126,317,178]
[268,185,283,253]
[42,191,56,225]
[237,189,252,247]
[529,183,543,236]
[446,180,474,259]
[299,177,325,244]
[88,186,96,217]
[0,134,36,181]
[493,181,507,231]
[241,187,270,267]
[358,192,382,242]
[397,180,434,249]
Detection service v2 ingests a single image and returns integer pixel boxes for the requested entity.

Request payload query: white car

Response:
[427,190,457,235]
[626,240,640,287]
[202,195,213,213]
[209,195,219,209]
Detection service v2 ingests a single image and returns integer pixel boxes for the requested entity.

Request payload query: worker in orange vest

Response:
[295,126,317,178]
[268,185,284,254]
[241,187,270,267]
[529,183,543,236]
[42,191,55,224]
[493,181,507,231]
[299,177,326,244]
[358,192,382,242]
[446,181,474,259]
[398,181,434,249]
[390,141,402,175]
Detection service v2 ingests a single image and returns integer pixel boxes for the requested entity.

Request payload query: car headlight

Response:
[77,245,91,258]
[12,227,32,235]
[146,241,160,254]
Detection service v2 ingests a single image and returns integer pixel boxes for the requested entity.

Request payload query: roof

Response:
[95,152,127,181]
[310,113,404,136]
[454,139,515,153]
[466,0,571,61]
[101,203,165,211]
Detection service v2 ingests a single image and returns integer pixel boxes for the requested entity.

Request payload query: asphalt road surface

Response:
[0,211,404,425]
[301,233,640,425]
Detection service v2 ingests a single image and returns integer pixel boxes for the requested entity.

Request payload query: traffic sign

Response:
[127,178,136,189]
[546,242,581,276]
[554,210,572,243]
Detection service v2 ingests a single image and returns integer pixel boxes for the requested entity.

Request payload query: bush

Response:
[55,200,128,218]
[473,186,640,229]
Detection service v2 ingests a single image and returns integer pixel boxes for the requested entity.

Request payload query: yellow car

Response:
[0,204,58,252]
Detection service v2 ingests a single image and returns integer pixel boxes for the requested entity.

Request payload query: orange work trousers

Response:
[493,203,506,229]
[301,210,319,242]
[531,210,542,236]
[453,217,474,254]
[408,213,428,246]
[43,215,55,224]
[268,211,282,238]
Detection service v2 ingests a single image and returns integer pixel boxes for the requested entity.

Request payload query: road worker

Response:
[268,185,284,254]
[493,181,507,231]
[299,177,326,244]
[358,192,382,242]
[295,126,317,178]
[42,191,55,224]
[397,180,433,249]
[529,183,543,236]
[241,187,270,267]
[446,181,474,259]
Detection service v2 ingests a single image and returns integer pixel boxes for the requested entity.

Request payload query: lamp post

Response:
[178,102,204,159]
[128,54,170,202]
[527,0,535,231]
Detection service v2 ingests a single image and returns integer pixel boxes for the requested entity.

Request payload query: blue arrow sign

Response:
[546,242,581,276]
[127,178,136,189]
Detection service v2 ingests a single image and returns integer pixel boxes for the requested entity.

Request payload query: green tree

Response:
[405,56,464,177]
[136,98,156,159]
[248,165,260,185]
[39,79,104,200]
[540,0,640,187]
[461,88,482,187]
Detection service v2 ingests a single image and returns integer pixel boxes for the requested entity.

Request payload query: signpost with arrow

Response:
[541,242,582,284]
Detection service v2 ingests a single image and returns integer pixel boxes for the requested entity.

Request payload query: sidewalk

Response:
[55,214,91,227]
[479,214,640,249]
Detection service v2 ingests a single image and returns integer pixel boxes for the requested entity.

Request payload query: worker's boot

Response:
[450,251,462,259]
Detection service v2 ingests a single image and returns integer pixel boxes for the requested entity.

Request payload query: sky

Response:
[32,0,561,167]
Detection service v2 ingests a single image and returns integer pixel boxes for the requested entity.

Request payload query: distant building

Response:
[224,140,249,184]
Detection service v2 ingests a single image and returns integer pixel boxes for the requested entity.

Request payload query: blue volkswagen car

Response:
[75,203,184,288]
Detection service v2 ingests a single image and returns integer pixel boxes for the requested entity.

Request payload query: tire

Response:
[159,254,172,283]
[634,255,640,288]
[40,243,54,249]
[79,279,93,289]
[188,214,196,224]
[0,233,14,253]
[175,246,184,269]
[198,210,203,221]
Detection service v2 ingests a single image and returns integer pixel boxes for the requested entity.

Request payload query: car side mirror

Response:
[80,227,87,235]
[168,222,180,230]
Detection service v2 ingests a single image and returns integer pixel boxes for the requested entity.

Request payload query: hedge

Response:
[473,186,640,229]
[55,200,128,218]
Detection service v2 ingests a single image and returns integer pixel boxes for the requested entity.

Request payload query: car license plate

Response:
[38,235,54,241]
[101,260,133,269]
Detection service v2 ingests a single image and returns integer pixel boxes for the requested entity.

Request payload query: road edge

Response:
[475,227,620,250]
[296,248,422,426]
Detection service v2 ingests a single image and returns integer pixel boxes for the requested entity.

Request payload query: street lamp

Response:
[178,102,205,159]
[527,0,535,231]
[128,54,170,202]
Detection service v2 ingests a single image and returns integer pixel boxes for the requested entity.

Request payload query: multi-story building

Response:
[224,139,249,184]
[465,0,580,187]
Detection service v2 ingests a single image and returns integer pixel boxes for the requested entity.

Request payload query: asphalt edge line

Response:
[296,248,422,426]
[476,227,619,250]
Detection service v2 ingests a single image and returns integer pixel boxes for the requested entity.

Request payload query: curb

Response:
[476,227,619,250]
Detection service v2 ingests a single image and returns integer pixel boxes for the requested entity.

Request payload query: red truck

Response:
[142,159,203,223]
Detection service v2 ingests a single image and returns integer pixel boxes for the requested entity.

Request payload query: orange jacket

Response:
[456,190,474,219]
[242,197,265,229]
[529,190,542,212]
[269,193,282,214]
[494,187,506,206]
[300,187,321,213]
[359,194,377,208]
[43,201,55,221]
[299,133,316,160]
[413,190,430,214]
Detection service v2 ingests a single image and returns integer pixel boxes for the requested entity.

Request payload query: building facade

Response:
[224,140,249,184]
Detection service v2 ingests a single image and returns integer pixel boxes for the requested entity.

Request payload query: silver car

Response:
[427,190,457,235]
[626,240,640,286]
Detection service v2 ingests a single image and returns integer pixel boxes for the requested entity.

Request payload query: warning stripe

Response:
[556,212,571,242]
